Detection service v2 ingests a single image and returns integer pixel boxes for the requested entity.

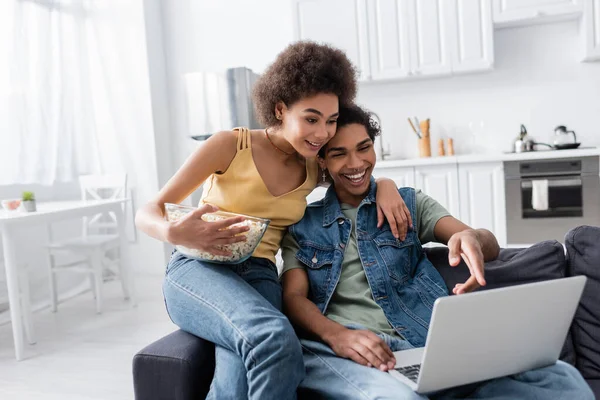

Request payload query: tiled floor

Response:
[0,274,175,400]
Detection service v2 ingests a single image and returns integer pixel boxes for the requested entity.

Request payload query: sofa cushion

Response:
[565,225,600,380]
[586,379,600,399]
[426,240,575,365]
[132,329,215,400]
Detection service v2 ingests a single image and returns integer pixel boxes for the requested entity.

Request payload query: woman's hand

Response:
[166,204,249,257]
[375,178,413,240]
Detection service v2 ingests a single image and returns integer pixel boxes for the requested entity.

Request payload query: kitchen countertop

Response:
[375,148,600,168]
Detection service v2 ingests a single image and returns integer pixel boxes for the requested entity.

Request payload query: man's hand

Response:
[447,229,487,295]
[375,178,413,241]
[325,328,396,371]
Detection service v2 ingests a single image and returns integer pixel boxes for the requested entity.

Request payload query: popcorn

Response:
[165,203,269,264]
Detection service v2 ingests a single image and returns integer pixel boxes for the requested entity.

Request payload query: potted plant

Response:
[22,191,36,212]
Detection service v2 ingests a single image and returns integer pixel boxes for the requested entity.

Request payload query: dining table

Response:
[0,199,135,360]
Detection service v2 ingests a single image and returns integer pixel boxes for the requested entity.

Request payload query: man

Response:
[281,104,593,399]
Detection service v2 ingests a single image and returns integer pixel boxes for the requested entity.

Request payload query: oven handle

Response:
[520,177,582,189]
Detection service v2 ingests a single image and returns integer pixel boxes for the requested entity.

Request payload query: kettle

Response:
[553,125,577,146]
[514,124,535,153]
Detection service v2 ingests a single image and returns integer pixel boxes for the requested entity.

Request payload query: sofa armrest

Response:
[425,240,567,290]
[132,329,215,400]
[565,225,600,380]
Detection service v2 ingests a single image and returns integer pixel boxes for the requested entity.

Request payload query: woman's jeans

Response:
[163,252,304,400]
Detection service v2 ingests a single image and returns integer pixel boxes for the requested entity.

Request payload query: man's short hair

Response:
[319,104,381,158]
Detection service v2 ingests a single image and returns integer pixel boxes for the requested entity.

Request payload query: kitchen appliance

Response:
[551,125,581,149]
[184,67,261,141]
[513,124,535,153]
[504,156,600,244]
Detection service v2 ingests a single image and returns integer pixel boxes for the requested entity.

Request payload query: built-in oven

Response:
[504,156,600,244]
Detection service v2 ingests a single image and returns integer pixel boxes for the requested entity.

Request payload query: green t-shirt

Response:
[281,190,450,337]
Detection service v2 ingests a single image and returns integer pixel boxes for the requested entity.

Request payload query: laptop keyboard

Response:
[395,364,421,383]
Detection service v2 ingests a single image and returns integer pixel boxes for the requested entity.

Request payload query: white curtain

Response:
[0,0,155,186]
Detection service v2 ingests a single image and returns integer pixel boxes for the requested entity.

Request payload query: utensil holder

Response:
[418,136,431,157]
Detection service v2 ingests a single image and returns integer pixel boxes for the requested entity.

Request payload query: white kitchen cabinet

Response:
[415,164,461,219]
[375,165,416,188]
[293,0,371,80]
[458,162,507,247]
[448,0,495,73]
[406,0,453,76]
[294,0,494,82]
[492,0,582,27]
[365,0,413,80]
[582,0,600,61]
[366,0,493,79]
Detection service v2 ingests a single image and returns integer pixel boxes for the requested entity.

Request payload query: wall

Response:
[159,0,295,179]
[159,7,599,168]
[358,20,600,159]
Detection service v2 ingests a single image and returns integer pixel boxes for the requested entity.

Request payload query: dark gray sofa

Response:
[133,225,600,399]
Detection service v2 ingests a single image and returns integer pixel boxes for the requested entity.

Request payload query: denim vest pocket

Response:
[373,233,413,283]
[416,271,448,298]
[296,243,335,303]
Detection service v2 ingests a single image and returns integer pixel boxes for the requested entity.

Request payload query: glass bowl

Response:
[1,199,22,211]
[164,203,270,264]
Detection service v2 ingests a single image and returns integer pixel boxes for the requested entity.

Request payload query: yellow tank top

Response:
[200,127,318,264]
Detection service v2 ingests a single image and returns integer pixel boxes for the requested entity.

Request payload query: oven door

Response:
[505,174,600,244]
[520,175,582,219]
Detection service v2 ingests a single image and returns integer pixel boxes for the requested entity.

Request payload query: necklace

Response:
[265,129,295,156]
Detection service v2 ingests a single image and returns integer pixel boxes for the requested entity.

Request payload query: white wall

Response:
[159,0,294,178]
[158,8,599,168]
[358,20,600,159]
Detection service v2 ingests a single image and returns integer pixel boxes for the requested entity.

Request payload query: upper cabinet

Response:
[365,0,413,80]
[293,0,494,82]
[582,0,600,61]
[293,0,371,80]
[449,0,495,73]
[406,0,453,76]
[492,0,582,27]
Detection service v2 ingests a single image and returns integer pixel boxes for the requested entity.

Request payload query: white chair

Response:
[0,261,35,345]
[46,174,131,314]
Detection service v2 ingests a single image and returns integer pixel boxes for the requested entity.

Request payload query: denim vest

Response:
[289,179,448,347]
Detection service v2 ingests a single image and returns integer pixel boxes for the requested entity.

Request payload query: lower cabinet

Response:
[375,161,507,246]
[458,162,507,247]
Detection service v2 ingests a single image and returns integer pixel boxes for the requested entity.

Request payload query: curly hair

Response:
[253,41,358,127]
[318,104,381,158]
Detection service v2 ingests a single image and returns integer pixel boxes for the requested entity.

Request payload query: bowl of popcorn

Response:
[164,203,270,264]
[1,199,22,212]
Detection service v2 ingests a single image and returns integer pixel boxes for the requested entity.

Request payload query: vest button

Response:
[338,219,344,224]
[312,256,318,263]
[339,243,345,249]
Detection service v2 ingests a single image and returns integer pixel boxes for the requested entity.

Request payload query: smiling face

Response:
[319,122,377,207]
[276,93,339,158]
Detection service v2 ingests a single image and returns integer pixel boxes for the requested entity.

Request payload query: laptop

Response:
[389,276,586,394]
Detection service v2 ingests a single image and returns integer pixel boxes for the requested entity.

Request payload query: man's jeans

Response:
[300,329,594,400]
[162,252,304,400]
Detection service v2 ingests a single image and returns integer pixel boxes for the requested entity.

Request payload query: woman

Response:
[135,41,412,400]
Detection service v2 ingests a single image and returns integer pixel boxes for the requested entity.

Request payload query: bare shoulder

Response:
[205,130,239,149]
[189,130,239,171]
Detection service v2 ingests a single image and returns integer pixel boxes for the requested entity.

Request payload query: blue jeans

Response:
[300,330,594,400]
[162,252,304,400]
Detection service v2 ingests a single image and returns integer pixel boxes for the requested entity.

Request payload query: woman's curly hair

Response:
[253,41,358,127]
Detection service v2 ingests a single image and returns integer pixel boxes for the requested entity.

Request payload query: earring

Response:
[322,170,327,183]
[276,114,282,120]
